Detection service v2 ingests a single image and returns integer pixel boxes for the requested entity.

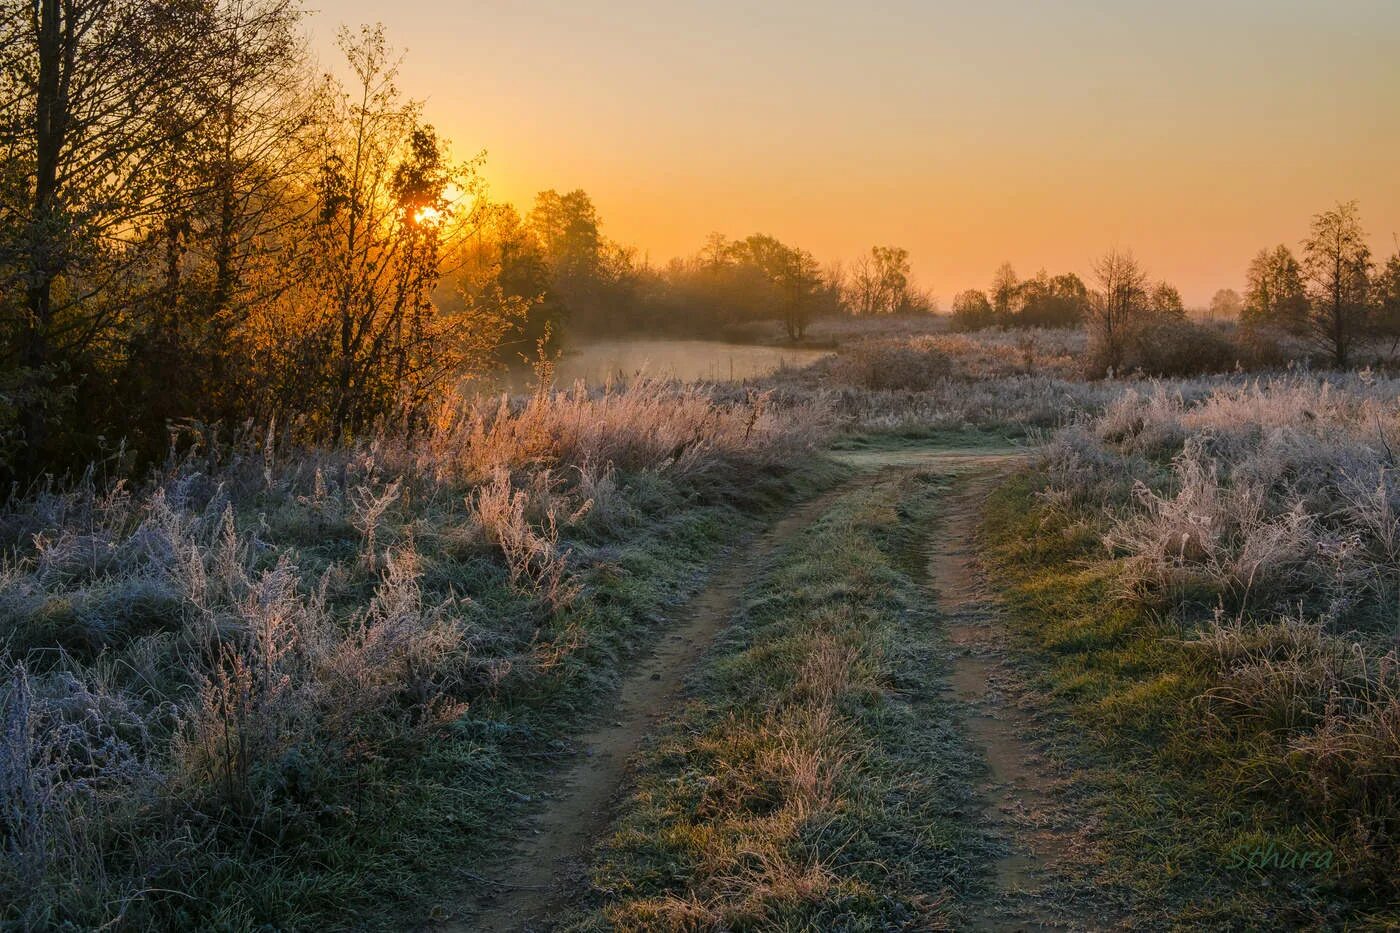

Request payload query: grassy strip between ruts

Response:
[979,473,1400,930]
[566,469,991,931]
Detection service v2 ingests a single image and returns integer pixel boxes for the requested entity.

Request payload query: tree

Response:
[1371,251,1400,361]
[280,26,482,441]
[449,202,553,368]
[848,245,919,315]
[1242,245,1309,333]
[0,0,219,473]
[873,246,914,313]
[950,289,995,332]
[990,262,1020,323]
[1016,271,1088,328]
[1301,201,1372,367]
[1147,282,1185,319]
[778,246,823,341]
[1208,288,1242,321]
[846,252,877,315]
[1087,248,1148,372]
[127,0,311,436]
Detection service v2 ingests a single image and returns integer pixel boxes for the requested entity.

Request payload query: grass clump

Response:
[981,373,1400,927]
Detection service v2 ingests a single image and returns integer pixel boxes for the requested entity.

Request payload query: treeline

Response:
[1086,201,1400,374]
[0,3,507,483]
[949,265,1092,331]
[1235,202,1400,367]
[456,195,933,349]
[950,201,1400,376]
[0,2,932,486]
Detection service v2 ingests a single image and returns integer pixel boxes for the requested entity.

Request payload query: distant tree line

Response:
[1238,201,1400,368]
[454,197,935,350]
[949,201,1398,375]
[1077,201,1399,375]
[949,264,1091,331]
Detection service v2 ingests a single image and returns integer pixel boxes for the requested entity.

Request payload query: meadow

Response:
[4,3,1397,928]
[5,322,1400,929]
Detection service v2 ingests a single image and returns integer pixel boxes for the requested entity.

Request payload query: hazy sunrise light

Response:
[6,1,1400,928]
[313,0,1399,306]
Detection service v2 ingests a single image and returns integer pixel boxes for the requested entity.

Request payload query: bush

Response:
[825,340,951,391]
[1088,316,1239,377]
[1027,373,1400,905]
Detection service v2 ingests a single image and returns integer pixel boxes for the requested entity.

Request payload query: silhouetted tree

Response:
[990,262,1020,323]
[127,0,311,439]
[1016,271,1088,328]
[848,245,922,315]
[1209,288,1243,321]
[1371,251,1400,361]
[1302,201,1372,367]
[280,26,482,440]
[1087,248,1149,372]
[1242,245,1309,333]
[1148,282,1186,318]
[950,289,996,331]
[0,0,222,474]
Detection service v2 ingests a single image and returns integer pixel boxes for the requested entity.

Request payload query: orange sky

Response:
[310,1,1400,306]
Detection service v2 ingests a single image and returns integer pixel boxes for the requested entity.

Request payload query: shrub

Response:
[0,378,828,927]
[1030,373,1400,904]
[825,340,951,391]
[1088,317,1239,377]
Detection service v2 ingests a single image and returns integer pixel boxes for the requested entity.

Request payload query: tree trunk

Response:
[20,0,66,472]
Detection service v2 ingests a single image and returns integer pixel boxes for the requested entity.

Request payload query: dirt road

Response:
[450,445,1114,931]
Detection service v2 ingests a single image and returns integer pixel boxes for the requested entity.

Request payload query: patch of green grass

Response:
[568,471,990,930]
[980,474,1397,929]
[830,425,1029,450]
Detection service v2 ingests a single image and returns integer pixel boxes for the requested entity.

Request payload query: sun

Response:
[412,184,473,226]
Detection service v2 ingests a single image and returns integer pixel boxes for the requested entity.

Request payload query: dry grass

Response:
[1013,371,1400,910]
[0,379,827,928]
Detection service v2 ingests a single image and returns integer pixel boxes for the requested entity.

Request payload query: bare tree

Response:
[846,252,877,315]
[1302,201,1372,367]
[1088,247,1148,372]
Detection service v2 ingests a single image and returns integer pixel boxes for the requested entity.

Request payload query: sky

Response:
[307,1,1400,306]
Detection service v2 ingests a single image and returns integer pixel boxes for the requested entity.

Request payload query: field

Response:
[4,3,1396,927]
[4,325,1400,930]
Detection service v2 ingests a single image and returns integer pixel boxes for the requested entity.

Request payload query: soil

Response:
[928,465,1121,931]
